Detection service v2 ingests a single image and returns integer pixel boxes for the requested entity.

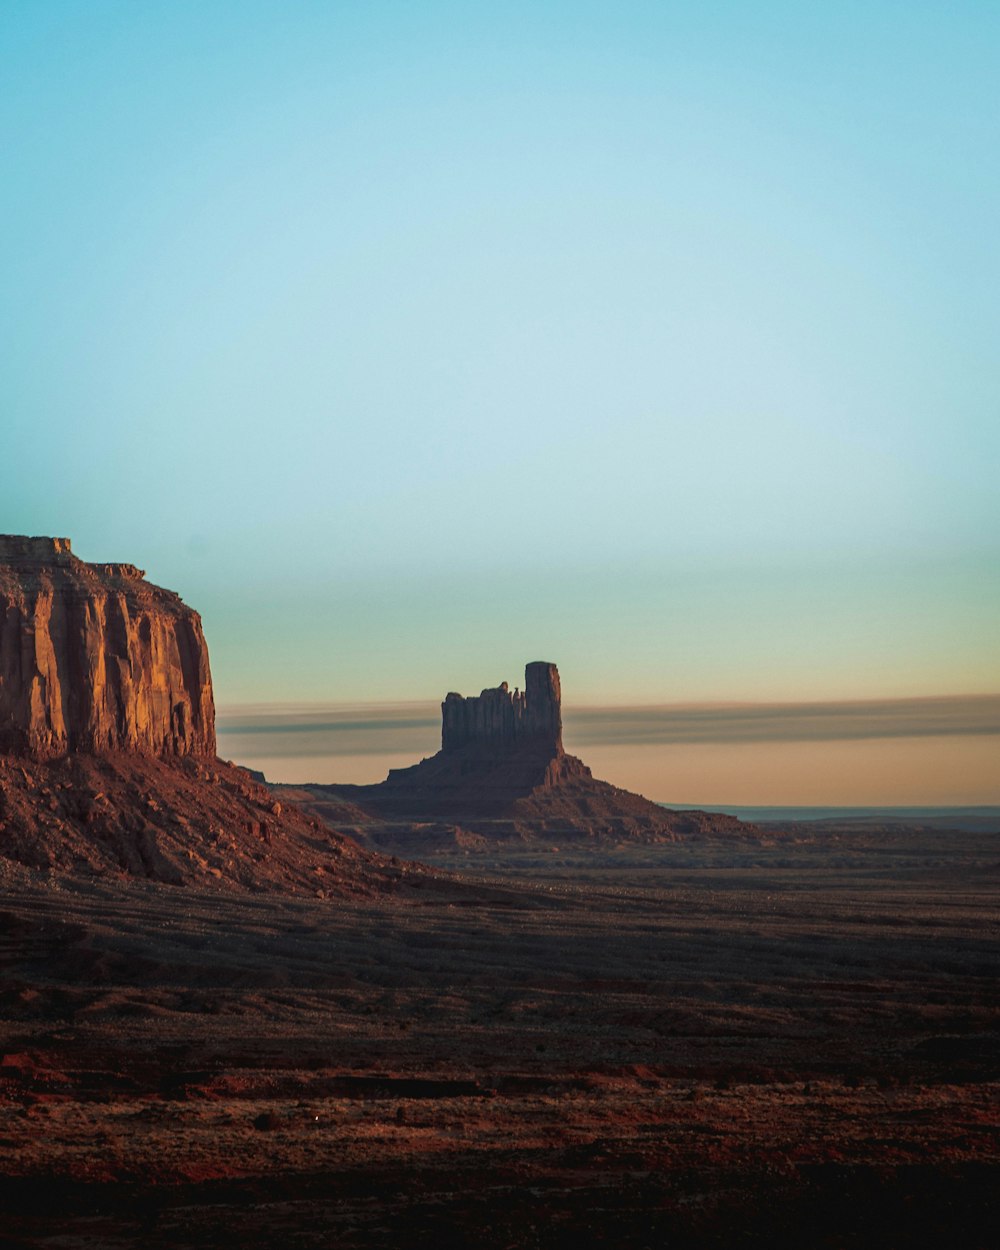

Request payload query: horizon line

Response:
[216,692,1000,754]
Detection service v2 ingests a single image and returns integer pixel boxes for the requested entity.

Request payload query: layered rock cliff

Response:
[442,661,563,753]
[380,661,584,809]
[0,535,405,895]
[0,535,215,758]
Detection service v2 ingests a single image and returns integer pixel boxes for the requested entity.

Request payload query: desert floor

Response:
[1,827,998,1247]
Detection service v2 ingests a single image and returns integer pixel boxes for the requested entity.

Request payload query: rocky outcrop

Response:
[442,661,563,752]
[0,752,404,896]
[381,662,579,812]
[294,662,749,846]
[0,535,215,758]
[0,536,409,896]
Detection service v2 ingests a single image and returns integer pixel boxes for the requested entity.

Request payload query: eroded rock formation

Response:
[292,662,749,846]
[0,535,403,894]
[381,661,584,810]
[0,535,215,758]
[442,661,563,752]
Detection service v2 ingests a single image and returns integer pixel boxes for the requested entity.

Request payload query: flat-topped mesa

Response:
[441,661,563,755]
[0,535,215,759]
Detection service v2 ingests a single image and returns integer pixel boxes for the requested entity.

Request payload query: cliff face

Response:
[441,661,563,753]
[0,535,215,758]
[0,536,406,895]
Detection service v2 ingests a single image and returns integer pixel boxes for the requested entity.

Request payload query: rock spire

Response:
[441,661,563,753]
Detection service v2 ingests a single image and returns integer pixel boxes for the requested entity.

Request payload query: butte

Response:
[280,661,746,851]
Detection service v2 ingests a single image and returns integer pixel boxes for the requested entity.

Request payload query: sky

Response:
[3,3,998,800]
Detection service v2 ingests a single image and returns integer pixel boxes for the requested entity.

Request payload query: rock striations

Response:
[0,536,396,895]
[288,662,748,849]
[442,661,563,753]
[375,662,594,812]
[0,535,214,758]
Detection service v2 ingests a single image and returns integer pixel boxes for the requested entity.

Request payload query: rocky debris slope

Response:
[285,662,748,847]
[0,536,214,757]
[0,753,399,895]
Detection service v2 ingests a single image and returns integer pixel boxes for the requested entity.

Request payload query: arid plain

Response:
[2,824,998,1249]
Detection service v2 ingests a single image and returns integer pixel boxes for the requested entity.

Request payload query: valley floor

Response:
[1,828,998,1247]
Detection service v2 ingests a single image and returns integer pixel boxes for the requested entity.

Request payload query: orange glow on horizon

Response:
[226,735,1000,805]
[581,735,1000,807]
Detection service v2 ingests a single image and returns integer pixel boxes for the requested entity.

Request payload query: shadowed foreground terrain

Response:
[1,828,998,1248]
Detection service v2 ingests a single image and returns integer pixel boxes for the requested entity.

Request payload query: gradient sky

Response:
[4,4,998,799]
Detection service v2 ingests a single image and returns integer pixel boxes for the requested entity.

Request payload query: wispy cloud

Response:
[216,694,1000,762]
[217,703,440,760]
[564,695,1000,746]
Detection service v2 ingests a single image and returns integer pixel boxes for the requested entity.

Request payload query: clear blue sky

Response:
[4,2,998,723]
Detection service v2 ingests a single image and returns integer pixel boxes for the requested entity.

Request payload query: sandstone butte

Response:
[0,536,397,895]
[283,661,748,847]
